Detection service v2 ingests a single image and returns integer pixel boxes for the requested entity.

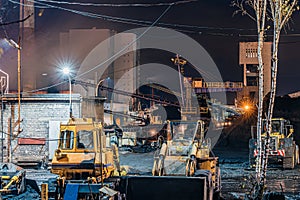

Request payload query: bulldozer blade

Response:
[118,175,212,200]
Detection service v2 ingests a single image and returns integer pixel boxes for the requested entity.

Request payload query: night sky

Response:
[1,0,300,95]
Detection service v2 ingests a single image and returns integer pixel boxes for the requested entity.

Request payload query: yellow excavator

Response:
[51,118,121,199]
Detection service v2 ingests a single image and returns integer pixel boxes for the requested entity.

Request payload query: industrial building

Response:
[237,42,272,104]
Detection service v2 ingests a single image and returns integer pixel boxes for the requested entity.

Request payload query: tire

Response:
[215,167,221,192]
[249,158,256,169]
[157,159,164,176]
[295,145,299,165]
[283,156,295,169]
[185,159,196,177]
[249,148,255,168]
[152,159,158,176]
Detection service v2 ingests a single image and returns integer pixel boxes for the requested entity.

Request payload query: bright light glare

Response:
[5,38,21,49]
[244,105,250,110]
[62,67,70,75]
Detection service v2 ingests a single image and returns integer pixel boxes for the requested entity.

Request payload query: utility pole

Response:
[17,37,21,133]
[1,87,3,162]
[4,38,22,138]
[0,70,8,162]
[19,0,35,91]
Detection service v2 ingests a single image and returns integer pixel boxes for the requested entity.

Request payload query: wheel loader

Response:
[249,118,299,169]
[51,118,122,199]
[151,120,221,200]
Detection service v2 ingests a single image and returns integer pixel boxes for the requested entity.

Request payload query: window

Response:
[77,130,94,149]
[250,92,256,99]
[171,122,197,143]
[246,77,258,86]
[246,48,258,58]
[246,64,258,73]
[262,120,282,133]
[59,130,74,149]
[168,122,197,156]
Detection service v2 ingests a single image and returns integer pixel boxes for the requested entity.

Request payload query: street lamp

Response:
[5,38,22,132]
[95,77,110,97]
[4,37,21,163]
[63,67,72,118]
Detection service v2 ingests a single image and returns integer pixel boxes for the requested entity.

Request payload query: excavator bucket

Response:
[118,175,213,200]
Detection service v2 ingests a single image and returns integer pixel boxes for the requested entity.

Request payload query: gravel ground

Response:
[2,146,299,199]
[119,147,300,200]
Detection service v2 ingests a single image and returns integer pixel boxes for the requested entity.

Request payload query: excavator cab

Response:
[51,118,121,199]
[58,121,96,149]
[167,121,197,156]
[51,118,117,180]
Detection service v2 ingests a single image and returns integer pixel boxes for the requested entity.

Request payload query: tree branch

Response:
[231,0,257,21]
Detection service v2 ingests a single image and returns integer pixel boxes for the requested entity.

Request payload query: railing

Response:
[181,107,197,114]
[199,81,243,89]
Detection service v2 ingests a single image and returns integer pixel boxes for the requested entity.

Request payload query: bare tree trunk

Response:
[231,0,297,199]
[255,23,265,183]
[253,1,267,199]
[259,0,297,196]
[259,28,280,197]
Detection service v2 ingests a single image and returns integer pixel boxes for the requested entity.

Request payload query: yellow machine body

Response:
[51,118,116,181]
[249,118,299,169]
[152,120,220,195]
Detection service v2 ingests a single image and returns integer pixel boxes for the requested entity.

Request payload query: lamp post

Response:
[95,77,110,97]
[4,37,21,163]
[17,39,21,132]
[5,38,22,132]
[63,67,72,118]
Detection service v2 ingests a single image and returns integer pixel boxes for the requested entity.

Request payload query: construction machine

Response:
[152,120,221,200]
[51,118,122,199]
[0,163,26,196]
[249,118,299,169]
[50,118,221,200]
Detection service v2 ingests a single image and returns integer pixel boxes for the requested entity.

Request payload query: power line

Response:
[34,0,196,7]
[239,33,300,37]
[73,79,181,107]
[6,0,300,95]
[9,0,258,33]
[24,81,66,93]
[20,2,172,93]
[0,13,33,26]
[7,0,300,36]
[0,130,60,141]
[68,5,173,79]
